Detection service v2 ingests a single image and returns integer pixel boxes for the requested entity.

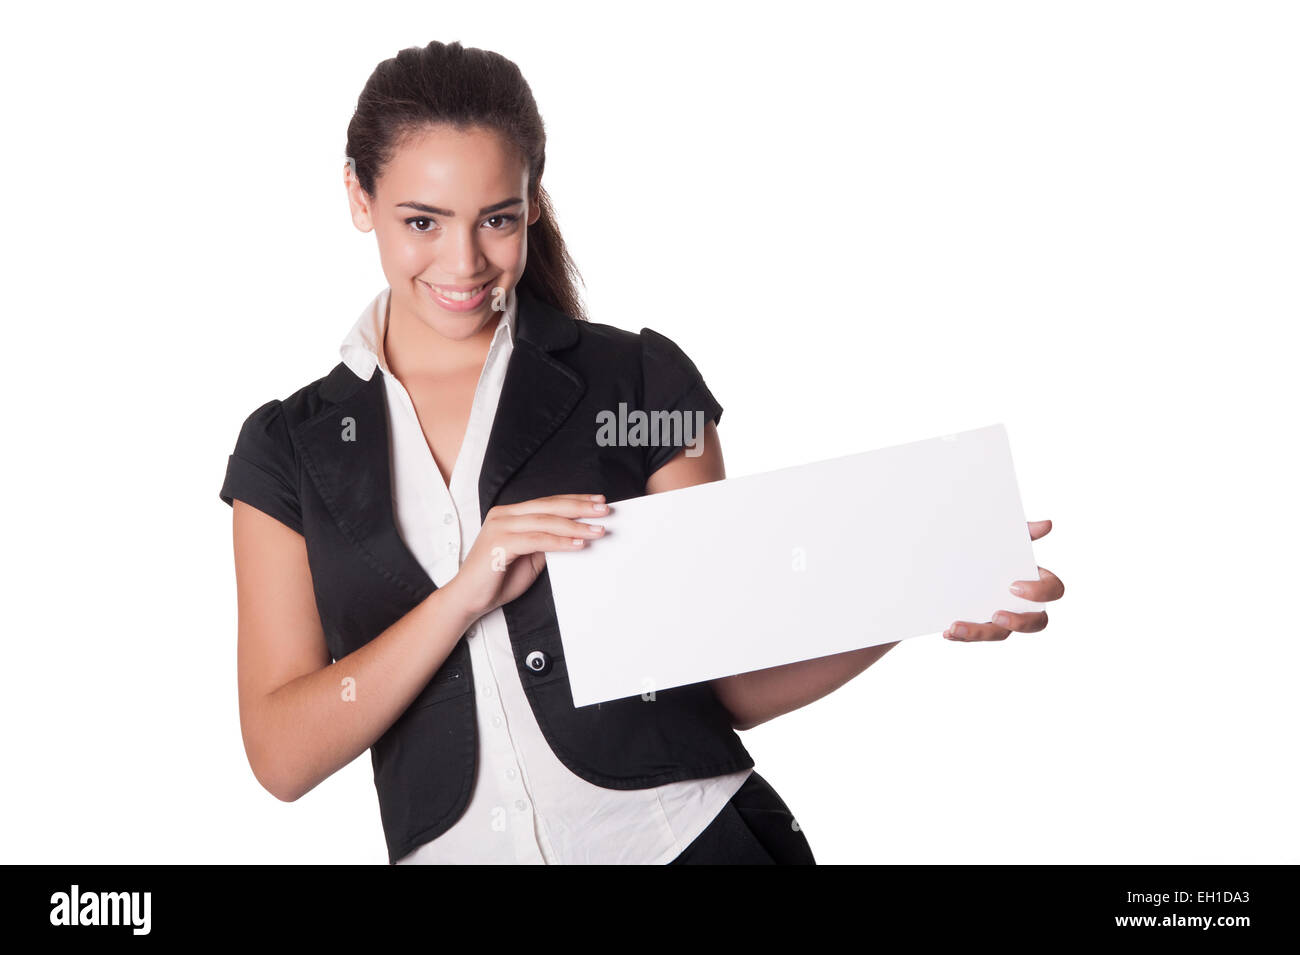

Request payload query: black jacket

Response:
[219,287,754,863]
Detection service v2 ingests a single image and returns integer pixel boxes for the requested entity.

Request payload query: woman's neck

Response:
[383,294,501,382]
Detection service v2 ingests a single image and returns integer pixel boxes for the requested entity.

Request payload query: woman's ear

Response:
[527,196,542,228]
[345,163,375,233]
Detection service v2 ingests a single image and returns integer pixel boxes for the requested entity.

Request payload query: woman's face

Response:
[346,123,540,343]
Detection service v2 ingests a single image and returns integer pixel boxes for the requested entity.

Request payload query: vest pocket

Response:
[409,665,472,711]
[371,679,477,858]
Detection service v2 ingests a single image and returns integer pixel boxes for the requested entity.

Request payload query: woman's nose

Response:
[442,226,486,276]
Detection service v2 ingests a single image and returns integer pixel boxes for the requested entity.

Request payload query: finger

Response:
[943,620,1011,642]
[497,493,605,510]
[1009,565,1065,602]
[488,496,611,521]
[990,609,1049,633]
[499,513,606,539]
[496,531,598,564]
[1027,519,1052,541]
[524,493,609,509]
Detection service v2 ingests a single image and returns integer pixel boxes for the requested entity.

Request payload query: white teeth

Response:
[432,282,485,302]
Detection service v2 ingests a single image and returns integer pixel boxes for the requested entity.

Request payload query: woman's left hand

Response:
[944,519,1063,642]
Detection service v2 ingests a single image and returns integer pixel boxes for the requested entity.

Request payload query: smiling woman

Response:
[220,36,1066,868]
[219,39,821,866]
[220,36,1066,867]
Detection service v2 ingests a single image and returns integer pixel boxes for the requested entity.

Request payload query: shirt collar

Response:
[339,284,517,381]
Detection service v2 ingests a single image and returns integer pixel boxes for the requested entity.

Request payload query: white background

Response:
[2,1,1295,864]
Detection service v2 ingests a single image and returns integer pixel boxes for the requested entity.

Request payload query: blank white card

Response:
[545,423,1042,707]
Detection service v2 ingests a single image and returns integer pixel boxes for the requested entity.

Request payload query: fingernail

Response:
[992,613,1009,626]
[1009,584,1025,595]
[953,624,968,637]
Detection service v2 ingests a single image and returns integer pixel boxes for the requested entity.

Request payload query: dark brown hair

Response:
[346,40,587,321]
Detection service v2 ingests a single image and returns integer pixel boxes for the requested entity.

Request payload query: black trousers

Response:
[668,770,816,864]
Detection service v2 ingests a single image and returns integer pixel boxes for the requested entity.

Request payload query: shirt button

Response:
[446,541,456,554]
[506,768,517,781]
[481,684,494,699]
[443,512,454,524]
[492,715,502,728]
[515,799,527,812]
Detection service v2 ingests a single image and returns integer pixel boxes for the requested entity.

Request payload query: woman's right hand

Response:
[442,493,610,621]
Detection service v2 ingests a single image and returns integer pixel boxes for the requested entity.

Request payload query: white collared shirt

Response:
[339,285,752,864]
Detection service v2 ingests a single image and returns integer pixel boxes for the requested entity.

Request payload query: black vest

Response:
[224,288,753,863]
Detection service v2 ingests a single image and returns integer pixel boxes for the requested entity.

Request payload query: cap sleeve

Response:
[639,327,724,476]
[219,399,304,535]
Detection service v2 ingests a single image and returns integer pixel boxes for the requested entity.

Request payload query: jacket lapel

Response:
[293,362,435,600]
[291,286,586,602]
[478,288,586,519]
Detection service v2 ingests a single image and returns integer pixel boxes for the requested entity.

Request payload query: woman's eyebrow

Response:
[397,197,524,216]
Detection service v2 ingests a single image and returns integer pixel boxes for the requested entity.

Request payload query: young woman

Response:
[219,40,1064,865]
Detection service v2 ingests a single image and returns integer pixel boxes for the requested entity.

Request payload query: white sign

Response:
[546,423,1042,707]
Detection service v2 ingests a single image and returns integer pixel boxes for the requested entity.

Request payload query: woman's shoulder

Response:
[223,362,360,478]
[565,317,722,433]
[239,362,362,430]
[220,365,350,531]
[521,288,710,387]
[569,314,711,389]
[569,316,640,365]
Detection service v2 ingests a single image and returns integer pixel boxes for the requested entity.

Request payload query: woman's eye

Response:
[406,215,516,233]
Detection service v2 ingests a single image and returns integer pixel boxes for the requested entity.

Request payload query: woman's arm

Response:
[704,645,898,732]
[644,424,897,732]
[232,501,478,801]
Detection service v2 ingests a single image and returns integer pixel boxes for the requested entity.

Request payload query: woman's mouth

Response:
[421,278,494,312]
